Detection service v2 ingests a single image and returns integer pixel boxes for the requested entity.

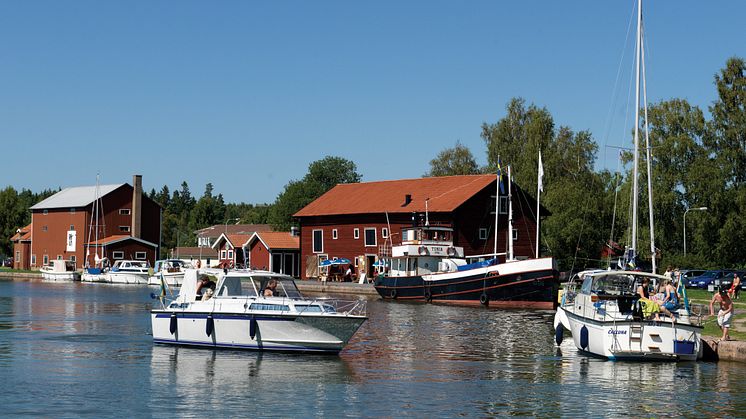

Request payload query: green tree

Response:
[268,156,362,230]
[425,141,480,177]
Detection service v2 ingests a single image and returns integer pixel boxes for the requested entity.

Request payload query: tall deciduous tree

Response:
[269,156,362,230]
[425,141,480,177]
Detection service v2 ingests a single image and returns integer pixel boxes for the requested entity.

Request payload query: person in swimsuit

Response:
[710,286,733,341]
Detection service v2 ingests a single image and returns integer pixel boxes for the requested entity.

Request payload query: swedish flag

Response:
[497,158,505,194]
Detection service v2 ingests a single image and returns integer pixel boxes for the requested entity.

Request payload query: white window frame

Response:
[119,209,131,215]
[31,255,37,266]
[332,229,338,240]
[479,228,488,240]
[312,229,324,253]
[43,210,48,215]
[228,250,234,260]
[57,255,63,260]
[43,255,49,265]
[69,208,75,213]
[221,250,227,259]
[512,229,518,241]
[353,228,360,239]
[364,228,377,247]
[70,225,75,231]
[119,226,131,232]
[42,226,48,232]
[112,251,124,260]
[382,228,389,239]
[135,252,147,260]
[70,255,76,264]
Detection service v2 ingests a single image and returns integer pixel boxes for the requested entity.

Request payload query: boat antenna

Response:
[424,198,430,227]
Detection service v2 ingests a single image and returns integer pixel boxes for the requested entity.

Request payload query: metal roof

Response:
[30,184,125,210]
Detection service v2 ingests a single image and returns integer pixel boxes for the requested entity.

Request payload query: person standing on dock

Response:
[710,286,733,341]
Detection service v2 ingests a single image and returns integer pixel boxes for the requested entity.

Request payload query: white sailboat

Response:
[81,175,109,282]
[553,0,703,361]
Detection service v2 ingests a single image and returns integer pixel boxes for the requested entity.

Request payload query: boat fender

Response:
[580,325,589,350]
[479,293,489,305]
[555,325,563,345]
[424,289,432,302]
[249,317,258,339]
[206,314,214,337]
[418,246,427,256]
[390,289,397,299]
[447,247,456,257]
[169,313,178,334]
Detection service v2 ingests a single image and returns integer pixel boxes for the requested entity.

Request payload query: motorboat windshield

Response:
[215,272,303,299]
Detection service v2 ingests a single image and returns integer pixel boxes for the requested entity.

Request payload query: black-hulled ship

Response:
[373,223,559,309]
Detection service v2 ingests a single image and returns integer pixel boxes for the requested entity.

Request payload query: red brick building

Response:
[294,175,548,279]
[20,175,161,269]
[10,224,32,270]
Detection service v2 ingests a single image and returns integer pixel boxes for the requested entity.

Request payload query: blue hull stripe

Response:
[153,313,294,321]
[152,338,339,353]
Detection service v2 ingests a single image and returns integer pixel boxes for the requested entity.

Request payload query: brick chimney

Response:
[131,174,142,238]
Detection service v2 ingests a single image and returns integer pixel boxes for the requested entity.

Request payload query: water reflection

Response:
[2,278,746,417]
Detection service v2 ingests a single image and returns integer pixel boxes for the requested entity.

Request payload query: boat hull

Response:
[556,306,702,361]
[148,272,185,286]
[107,271,149,284]
[374,257,558,309]
[41,271,81,281]
[151,311,366,353]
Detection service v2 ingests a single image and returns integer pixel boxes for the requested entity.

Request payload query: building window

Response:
[42,226,48,232]
[119,209,131,215]
[57,255,63,260]
[353,228,360,239]
[43,255,49,265]
[69,208,76,213]
[70,255,76,264]
[43,210,48,215]
[332,229,338,240]
[364,228,377,247]
[113,251,124,260]
[228,250,234,259]
[221,250,227,259]
[479,228,488,240]
[500,196,508,214]
[70,225,75,231]
[119,226,131,232]
[135,252,146,260]
[15,250,20,262]
[312,230,323,253]
[382,228,389,239]
[31,255,36,266]
[512,229,518,241]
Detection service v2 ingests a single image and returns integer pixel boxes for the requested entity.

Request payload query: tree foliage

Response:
[425,141,480,177]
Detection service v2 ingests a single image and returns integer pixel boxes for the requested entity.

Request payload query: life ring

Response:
[424,289,432,302]
[479,293,489,305]
[205,314,214,337]
[447,247,457,257]
[389,289,397,299]
[418,246,427,256]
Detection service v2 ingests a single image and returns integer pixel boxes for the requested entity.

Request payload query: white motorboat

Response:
[554,270,703,361]
[40,260,81,281]
[107,260,150,284]
[151,268,367,353]
[148,259,191,286]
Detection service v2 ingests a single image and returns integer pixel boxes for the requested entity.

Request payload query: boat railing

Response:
[305,297,367,317]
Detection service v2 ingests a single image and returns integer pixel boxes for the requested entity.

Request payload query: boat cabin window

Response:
[249,303,290,311]
[294,303,336,313]
[254,276,302,298]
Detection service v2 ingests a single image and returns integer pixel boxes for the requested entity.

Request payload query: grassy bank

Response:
[0,267,40,274]
[686,288,745,340]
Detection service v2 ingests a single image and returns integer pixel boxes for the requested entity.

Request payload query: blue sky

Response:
[2,1,744,203]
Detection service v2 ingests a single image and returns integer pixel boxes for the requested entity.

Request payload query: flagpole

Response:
[493,156,500,258]
[535,151,543,258]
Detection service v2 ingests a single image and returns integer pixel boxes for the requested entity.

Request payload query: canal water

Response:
[1,277,744,417]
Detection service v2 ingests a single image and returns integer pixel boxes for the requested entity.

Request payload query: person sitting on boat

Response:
[636,278,662,321]
[661,279,680,313]
[196,275,216,298]
[264,279,278,297]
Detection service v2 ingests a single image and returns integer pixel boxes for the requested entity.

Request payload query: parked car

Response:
[1,257,12,267]
[679,269,706,287]
[687,270,730,289]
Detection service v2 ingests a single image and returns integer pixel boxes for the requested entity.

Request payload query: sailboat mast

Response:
[641,17,656,274]
[493,158,500,258]
[507,165,514,262]
[631,0,642,255]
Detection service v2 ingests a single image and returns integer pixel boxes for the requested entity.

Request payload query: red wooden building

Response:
[18,175,161,269]
[293,174,548,279]
[10,224,32,270]
[246,231,300,277]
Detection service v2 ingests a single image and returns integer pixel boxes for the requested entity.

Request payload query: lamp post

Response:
[224,217,241,234]
[683,206,708,256]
